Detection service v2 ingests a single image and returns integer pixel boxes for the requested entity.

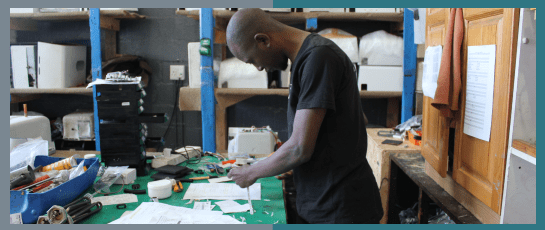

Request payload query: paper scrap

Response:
[10,213,22,224]
[183,183,261,200]
[120,211,133,218]
[193,202,211,211]
[185,199,194,204]
[463,45,496,142]
[422,45,443,99]
[208,177,232,183]
[109,202,223,224]
[215,200,251,213]
[91,194,138,206]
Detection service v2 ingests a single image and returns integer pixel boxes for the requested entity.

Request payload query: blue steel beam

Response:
[402,8,417,123]
[90,9,102,151]
[200,8,216,153]
[306,18,318,31]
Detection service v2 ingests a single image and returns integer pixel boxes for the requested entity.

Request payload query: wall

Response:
[12,8,395,150]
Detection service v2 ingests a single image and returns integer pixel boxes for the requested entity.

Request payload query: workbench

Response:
[387,152,481,224]
[64,156,286,224]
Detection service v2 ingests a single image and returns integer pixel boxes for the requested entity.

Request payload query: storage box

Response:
[63,111,95,141]
[37,42,87,89]
[218,58,268,88]
[228,131,276,156]
[10,156,99,224]
[10,45,37,88]
[114,168,137,184]
[358,30,403,66]
[303,8,346,12]
[10,115,53,153]
[358,66,403,92]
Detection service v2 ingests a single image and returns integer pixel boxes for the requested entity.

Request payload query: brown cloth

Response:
[432,8,464,118]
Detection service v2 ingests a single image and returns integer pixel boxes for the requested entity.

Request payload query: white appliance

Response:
[228,128,276,156]
[37,42,87,89]
[218,58,268,89]
[358,66,403,92]
[10,115,54,153]
[10,45,37,88]
[63,112,94,141]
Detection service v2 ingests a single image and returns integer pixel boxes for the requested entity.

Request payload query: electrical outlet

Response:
[170,65,185,80]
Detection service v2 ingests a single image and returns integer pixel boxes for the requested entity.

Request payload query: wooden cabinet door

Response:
[421,8,450,177]
[453,8,519,214]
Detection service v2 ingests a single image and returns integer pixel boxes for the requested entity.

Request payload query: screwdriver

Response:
[189,176,218,180]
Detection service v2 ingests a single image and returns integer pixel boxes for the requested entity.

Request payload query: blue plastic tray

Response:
[10,156,100,224]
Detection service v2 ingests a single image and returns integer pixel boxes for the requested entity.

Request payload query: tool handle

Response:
[32,181,53,193]
[124,189,147,194]
[13,175,50,191]
[176,179,194,183]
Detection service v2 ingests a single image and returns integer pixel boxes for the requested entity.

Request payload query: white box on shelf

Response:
[355,8,397,13]
[10,115,54,153]
[218,58,268,89]
[303,8,346,12]
[358,30,403,66]
[358,66,403,92]
[261,8,292,12]
[38,8,85,13]
[10,45,37,89]
[37,42,87,89]
[63,111,94,141]
[228,131,276,156]
[10,8,40,13]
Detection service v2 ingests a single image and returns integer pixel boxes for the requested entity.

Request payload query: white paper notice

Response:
[422,45,443,98]
[183,183,261,200]
[463,45,496,142]
[193,201,211,210]
[91,194,138,206]
[109,202,223,224]
[215,200,251,213]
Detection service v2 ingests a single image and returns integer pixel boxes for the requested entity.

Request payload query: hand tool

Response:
[173,181,183,193]
[189,176,218,180]
[124,188,147,194]
[214,164,225,174]
[206,164,216,173]
[13,174,51,191]
[176,179,194,183]
[10,165,36,189]
[247,187,254,215]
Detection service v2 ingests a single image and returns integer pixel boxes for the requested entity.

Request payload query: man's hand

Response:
[227,165,257,188]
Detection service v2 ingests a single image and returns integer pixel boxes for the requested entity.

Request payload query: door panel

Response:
[421,8,449,177]
[453,8,519,214]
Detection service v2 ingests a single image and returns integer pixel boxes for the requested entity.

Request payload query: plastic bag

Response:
[10,139,49,173]
[69,160,86,180]
[94,166,128,193]
[396,115,422,133]
[359,30,403,65]
[318,28,359,63]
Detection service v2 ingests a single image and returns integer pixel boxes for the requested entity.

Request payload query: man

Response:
[226,8,383,224]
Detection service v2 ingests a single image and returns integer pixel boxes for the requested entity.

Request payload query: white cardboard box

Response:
[37,42,87,89]
[10,45,37,89]
[114,168,137,185]
[358,66,403,92]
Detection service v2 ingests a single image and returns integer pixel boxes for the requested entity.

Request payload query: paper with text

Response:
[215,200,251,213]
[422,45,443,98]
[463,45,496,142]
[183,183,261,200]
[193,202,211,210]
[109,202,223,224]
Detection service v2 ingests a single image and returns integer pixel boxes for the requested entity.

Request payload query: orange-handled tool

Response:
[32,181,53,193]
[13,175,50,191]
[173,181,183,193]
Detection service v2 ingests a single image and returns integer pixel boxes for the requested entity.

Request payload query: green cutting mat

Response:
[78,156,286,224]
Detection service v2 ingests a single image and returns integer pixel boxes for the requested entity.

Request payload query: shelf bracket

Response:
[90,8,102,151]
[306,18,318,31]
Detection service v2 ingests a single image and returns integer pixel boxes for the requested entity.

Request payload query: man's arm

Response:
[227,108,326,188]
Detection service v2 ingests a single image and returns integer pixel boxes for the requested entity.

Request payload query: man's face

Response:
[232,43,288,73]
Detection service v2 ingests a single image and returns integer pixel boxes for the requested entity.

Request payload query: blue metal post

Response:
[200,8,216,153]
[402,8,417,123]
[90,9,102,151]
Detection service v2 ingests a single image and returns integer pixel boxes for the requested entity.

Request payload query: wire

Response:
[161,78,180,145]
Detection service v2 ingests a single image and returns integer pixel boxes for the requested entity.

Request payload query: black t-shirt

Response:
[287,33,383,224]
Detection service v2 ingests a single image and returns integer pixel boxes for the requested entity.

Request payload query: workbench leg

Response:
[387,160,400,224]
[386,97,401,128]
[418,188,431,224]
[216,105,228,153]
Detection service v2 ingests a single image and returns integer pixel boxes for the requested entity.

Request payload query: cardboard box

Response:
[37,42,87,89]
[358,66,403,92]
[63,111,95,141]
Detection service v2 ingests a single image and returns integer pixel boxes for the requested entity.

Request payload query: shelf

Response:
[10,87,93,95]
[512,140,536,158]
[176,9,404,25]
[10,10,145,31]
[179,87,402,111]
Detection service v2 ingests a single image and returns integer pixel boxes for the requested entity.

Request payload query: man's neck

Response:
[275,27,311,62]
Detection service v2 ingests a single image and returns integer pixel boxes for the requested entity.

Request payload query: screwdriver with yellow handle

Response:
[173,181,184,193]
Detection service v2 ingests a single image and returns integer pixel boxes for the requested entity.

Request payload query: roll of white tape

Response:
[148,180,172,199]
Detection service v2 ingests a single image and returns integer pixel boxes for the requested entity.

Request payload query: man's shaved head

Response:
[226,8,282,54]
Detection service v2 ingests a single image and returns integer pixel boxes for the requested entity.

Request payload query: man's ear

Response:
[254,33,270,49]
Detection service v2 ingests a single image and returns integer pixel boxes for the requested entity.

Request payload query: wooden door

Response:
[421,8,450,177]
[453,8,519,214]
